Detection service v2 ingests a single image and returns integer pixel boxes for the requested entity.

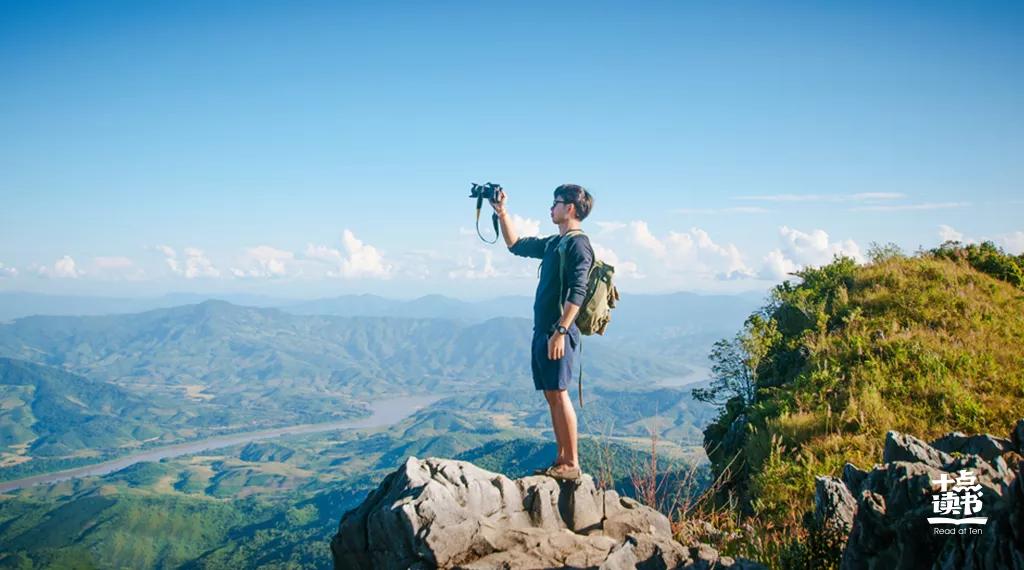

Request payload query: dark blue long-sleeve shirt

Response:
[509,232,594,332]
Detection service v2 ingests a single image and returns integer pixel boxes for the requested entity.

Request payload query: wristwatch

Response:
[552,324,569,335]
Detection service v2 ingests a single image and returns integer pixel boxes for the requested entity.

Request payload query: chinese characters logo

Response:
[928,469,988,526]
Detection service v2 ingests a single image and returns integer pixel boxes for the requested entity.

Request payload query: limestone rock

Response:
[814,476,857,534]
[832,423,1024,570]
[331,456,765,569]
[930,431,1012,462]
[883,430,954,468]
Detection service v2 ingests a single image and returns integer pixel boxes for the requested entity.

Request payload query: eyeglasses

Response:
[551,200,572,208]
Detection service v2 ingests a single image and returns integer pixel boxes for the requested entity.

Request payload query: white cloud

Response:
[934,226,1023,254]
[230,246,294,279]
[759,226,864,280]
[448,249,500,279]
[761,250,800,280]
[38,255,84,279]
[182,248,220,279]
[510,214,541,238]
[592,243,642,279]
[938,225,966,243]
[629,220,667,257]
[0,262,17,278]
[626,221,755,280]
[850,202,969,212]
[689,228,756,280]
[996,231,1024,255]
[305,230,392,279]
[155,245,180,274]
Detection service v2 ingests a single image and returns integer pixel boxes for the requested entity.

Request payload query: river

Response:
[0,393,441,494]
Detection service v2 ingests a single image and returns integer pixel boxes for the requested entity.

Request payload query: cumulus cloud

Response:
[304,229,392,279]
[153,244,220,278]
[629,221,668,257]
[0,262,17,278]
[759,226,864,280]
[510,214,541,237]
[934,225,1022,254]
[997,231,1024,255]
[938,225,967,243]
[592,243,642,279]
[182,248,220,279]
[761,250,800,280]
[38,255,84,279]
[626,221,755,280]
[230,246,294,279]
[448,249,499,279]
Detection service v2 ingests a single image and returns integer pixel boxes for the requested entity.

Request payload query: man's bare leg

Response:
[546,389,578,468]
[545,390,567,465]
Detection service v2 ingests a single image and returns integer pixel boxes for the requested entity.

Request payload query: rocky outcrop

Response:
[331,457,764,569]
[814,420,1024,569]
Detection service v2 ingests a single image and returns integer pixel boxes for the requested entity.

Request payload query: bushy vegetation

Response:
[690,242,1024,567]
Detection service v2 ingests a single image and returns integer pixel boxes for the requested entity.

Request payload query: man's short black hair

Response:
[554,184,593,221]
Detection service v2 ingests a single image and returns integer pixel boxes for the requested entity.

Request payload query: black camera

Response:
[469,182,502,201]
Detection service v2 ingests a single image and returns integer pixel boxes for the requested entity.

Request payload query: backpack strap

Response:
[556,229,586,407]
[555,229,586,316]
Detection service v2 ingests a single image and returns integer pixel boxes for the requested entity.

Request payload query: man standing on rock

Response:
[490,184,595,481]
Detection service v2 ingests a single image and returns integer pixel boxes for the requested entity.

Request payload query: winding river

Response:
[0,393,441,494]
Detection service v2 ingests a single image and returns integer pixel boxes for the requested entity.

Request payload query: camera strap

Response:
[475,199,500,243]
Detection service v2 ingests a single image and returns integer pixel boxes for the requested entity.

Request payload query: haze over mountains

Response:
[0,290,762,329]
[0,290,755,483]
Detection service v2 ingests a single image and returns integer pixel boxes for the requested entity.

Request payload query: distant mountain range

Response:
[0,291,762,333]
[0,300,688,394]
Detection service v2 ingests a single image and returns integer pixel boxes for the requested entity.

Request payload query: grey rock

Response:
[815,476,857,534]
[599,536,638,570]
[931,432,1012,462]
[836,422,1024,570]
[841,462,868,495]
[883,430,954,468]
[331,456,766,570]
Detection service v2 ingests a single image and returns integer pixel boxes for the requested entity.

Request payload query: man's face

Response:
[550,198,574,224]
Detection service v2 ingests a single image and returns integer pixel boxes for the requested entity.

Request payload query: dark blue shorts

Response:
[531,325,580,391]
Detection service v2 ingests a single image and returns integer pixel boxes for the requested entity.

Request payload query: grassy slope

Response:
[705,249,1024,526]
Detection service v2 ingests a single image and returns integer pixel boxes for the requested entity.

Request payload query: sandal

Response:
[546,464,581,481]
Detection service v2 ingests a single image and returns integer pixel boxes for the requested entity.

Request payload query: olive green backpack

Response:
[556,229,620,406]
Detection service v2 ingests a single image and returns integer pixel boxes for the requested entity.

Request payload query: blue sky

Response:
[1,1,1021,300]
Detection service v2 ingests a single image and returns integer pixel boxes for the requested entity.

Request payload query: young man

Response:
[490,184,594,481]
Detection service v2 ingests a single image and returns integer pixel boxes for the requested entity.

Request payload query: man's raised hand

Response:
[489,189,507,216]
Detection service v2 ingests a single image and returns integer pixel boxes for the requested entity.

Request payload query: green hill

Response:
[0,301,688,398]
[0,358,192,463]
[697,242,1024,558]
